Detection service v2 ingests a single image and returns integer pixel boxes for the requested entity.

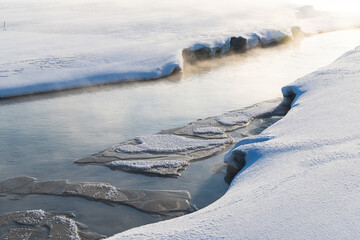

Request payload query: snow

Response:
[108,160,189,172]
[217,100,281,126]
[114,134,232,154]
[258,29,291,45]
[107,46,360,238]
[1,1,359,97]
[192,127,224,135]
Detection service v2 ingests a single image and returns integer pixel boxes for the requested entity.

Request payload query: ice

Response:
[216,100,282,126]
[258,29,292,45]
[107,47,360,239]
[0,210,104,239]
[108,160,188,171]
[76,99,285,177]
[192,127,224,135]
[114,134,230,154]
[0,177,192,215]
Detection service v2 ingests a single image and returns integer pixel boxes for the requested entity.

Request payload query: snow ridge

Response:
[0,28,292,98]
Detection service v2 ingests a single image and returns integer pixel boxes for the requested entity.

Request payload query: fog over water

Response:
[1,29,360,236]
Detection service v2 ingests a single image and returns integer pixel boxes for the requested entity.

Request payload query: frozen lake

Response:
[0,29,360,236]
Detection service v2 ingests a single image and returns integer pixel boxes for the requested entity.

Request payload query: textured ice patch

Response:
[107,159,190,176]
[108,160,188,171]
[217,100,281,126]
[115,134,231,154]
[76,99,285,177]
[0,209,104,239]
[193,127,225,135]
[0,177,192,215]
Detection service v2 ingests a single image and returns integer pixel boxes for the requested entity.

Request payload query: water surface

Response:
[0,29,359,236]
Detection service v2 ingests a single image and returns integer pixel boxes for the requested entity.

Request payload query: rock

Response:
[225,151,246,185]
[182,47,214,62]
[230,36,247,51]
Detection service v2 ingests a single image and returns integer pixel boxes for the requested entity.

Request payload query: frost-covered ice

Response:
[107,47,360,238]
[107,160,190,176]
[77,133,234,177]
[216,100,282,126]
[108,160,188,171]
[192,127,224,135]
[0,210,104,239]
[76,98,286,177]
[1,1,359,97]
[115,135,230,154]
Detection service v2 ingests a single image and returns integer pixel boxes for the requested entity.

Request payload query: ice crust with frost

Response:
[216,100,282,126]
[115,134,230,154]
[108,160,188,171]
[108,46,360,239]
[76,98,284,176]
[0,209,104,239]
[192,127,224,135]
[1,1,359,97]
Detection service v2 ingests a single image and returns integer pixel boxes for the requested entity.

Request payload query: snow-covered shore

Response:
[108,46,360,238]
[1,1,359,98]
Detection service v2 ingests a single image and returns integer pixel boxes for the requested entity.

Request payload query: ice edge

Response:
[0,28,300,98]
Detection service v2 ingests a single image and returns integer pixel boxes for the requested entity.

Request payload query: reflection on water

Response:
[0,29,360,236]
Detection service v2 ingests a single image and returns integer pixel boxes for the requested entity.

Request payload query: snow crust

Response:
[217,100,281,126]
[192,127,224,135]
[114,134,231,154]
[108,160,188,171]
[1,1,359,97]
[108,46,360,239]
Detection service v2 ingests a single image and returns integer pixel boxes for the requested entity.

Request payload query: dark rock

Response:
[230,36,247,51]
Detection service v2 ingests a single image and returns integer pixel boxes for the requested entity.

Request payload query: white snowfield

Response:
[1,1,359,97]
[108,46,360,239]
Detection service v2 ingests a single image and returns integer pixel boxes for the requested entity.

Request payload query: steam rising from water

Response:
[292,0,360,13]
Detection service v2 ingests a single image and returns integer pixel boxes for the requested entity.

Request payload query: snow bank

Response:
[108,46,360,238]
[1,1,359,97]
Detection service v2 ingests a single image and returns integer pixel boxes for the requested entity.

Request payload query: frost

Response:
[108,160,188,171]
[192,127,225,135]
[0,210,104,239]
[115,134,231,154]
[217,101,281,126]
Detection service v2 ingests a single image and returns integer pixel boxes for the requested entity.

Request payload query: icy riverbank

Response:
[1,1,359,97]
[108,46,360,238]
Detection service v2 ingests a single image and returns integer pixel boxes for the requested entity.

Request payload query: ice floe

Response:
[0,210,105,239]
[76,98,288,177]
[0,177,192,215]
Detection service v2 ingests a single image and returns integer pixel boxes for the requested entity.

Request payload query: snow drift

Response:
[108,46,360,239]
